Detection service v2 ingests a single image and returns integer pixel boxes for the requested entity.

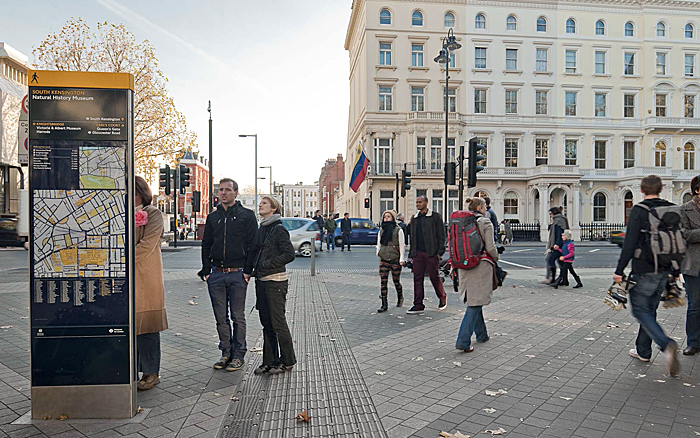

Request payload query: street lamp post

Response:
[260,166,272,194]
[239,134,258,215]
[434,28,461,221]
[208,101,213,213]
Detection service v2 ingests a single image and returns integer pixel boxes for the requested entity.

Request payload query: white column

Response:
[538,183,550,242]
[572,183,581,241]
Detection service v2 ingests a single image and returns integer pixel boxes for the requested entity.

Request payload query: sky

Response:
[4,0,352,191]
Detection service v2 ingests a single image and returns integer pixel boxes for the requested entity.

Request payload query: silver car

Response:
[281,218,322,257]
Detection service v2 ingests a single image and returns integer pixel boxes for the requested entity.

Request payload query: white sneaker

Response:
[629,348,650,362]
[664,342,680,376]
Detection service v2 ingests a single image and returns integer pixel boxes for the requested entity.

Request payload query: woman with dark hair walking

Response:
[680,176,700,355]
[376,210,406,313]
[134,176,168,390]
[454,197,500,353]
[248,196,297,375]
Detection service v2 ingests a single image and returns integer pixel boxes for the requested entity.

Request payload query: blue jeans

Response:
[326,233,335,250]
[455,306,488,350]
[207,270,248,360]
[685,274,700,348]
[629,272,673,359]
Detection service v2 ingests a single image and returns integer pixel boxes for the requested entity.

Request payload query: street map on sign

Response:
[33,190,126,278]
[78,146,126,190]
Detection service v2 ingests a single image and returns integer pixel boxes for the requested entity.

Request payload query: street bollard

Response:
[310,236,316,277]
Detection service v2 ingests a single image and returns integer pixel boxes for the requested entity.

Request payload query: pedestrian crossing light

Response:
[213,196,220,206]
[159,164,171,195]
[179,165,191,194]
[468,137,486,188]
[444,162,456,186]
[401,165,412,198]
[364,197,370,208]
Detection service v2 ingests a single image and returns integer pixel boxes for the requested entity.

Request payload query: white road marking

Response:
[511,249,534,253]
[588,249,600,253]
[499,259,536,270]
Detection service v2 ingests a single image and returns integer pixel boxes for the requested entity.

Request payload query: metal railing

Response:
[579,222,624,241]
[509,222,540,242]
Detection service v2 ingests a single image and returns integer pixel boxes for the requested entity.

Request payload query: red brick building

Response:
[156,150,210,230]
[318,153,344,216]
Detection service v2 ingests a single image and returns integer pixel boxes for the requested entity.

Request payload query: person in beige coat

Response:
[453,197,499,353]
[134,176,168,390]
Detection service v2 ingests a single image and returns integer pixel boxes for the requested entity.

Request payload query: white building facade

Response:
[280,183,319,218]
[343,0,700,239]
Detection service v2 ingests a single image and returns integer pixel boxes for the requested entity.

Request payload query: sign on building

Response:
[28,70,136,419]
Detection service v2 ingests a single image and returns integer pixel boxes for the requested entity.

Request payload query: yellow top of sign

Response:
[28,70,134,91]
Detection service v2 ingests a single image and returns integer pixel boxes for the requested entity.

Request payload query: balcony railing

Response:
[645,117,700,127]
[407,111,462,122]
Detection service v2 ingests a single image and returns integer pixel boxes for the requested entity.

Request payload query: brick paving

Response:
[1,247,700,437]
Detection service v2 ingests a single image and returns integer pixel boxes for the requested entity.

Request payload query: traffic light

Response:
[179,165,191,194]
[364,197,370,208]
[444,162,456,185]
[159,165,171,195]
[400,166,412,198]
[468,137,486,188]
[192,190,201,213]
[213,196,220,206]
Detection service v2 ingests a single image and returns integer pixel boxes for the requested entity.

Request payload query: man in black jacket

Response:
[313,210,324,252]
[406,196,446,314]
[198,178,258,372]
[613,175,680,375]
[340,213,352,251]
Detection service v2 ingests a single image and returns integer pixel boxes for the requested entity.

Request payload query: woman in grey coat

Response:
[680,176,700,356]
[454,197,500,352]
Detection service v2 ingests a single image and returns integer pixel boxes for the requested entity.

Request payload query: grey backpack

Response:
[634,203,686,273]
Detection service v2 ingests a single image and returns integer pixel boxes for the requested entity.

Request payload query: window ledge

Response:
[503,69,523,75]
[376,65,397,71]
[534,71,553,76]
[408,66,429,72]
[623,74,640,78]
[377,111,399,114]
[685,75,697,79]
[564,72,582,77]
[593,73,612,78]
[655,74,672,79]
[472,68,492,74]
[441,67,462,73]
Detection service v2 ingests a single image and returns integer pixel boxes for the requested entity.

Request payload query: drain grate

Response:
[219,272,387,438]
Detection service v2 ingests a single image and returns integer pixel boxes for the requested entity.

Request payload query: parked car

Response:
[609,228,626,247]
[281,217,322,257]
[0,217,27,248]
[333,218,379,247]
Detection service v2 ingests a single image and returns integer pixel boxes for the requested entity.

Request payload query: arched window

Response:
[412,10,424,26]
[625,21,634,37]
[506,15,517,31]
[595,20,605,35]
[593,193,607,222]
[504,192,518,217]
[684,192,694,204]
[685,142,696,170]
[475,13,486,29]
[380,9,391,25]
[657,22,666,37]
[475,190,488,199]
[444,12,455,28]
[687,23,695,39]
[566,19,576,34]
[655,141,667,167]
[537,16,547,32]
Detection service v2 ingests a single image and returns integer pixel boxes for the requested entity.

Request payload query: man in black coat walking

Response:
[340,213,352,251]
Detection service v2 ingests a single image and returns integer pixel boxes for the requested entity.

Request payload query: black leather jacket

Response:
[200,201,257,276]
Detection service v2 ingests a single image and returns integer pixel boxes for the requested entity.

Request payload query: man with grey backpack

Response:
[613,175,686,376]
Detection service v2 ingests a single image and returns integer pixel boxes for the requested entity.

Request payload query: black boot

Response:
[549,268,559,288]
[573,275,583,288]
[378,296,388,313]
[396,292,404,308]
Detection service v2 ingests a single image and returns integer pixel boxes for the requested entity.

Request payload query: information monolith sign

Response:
[28,70,136,419]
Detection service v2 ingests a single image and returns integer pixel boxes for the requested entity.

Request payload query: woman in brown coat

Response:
[134,176,168,390]
[453,197,499,353]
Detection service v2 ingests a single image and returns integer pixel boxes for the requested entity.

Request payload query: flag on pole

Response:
[349,144,369,193]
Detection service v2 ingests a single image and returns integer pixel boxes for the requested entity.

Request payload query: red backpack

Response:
[449,211,486,270]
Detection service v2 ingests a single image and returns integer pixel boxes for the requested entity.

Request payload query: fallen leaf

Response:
[43,415,51,420]
[20,317,28,320]
[375,371,386,375]
[230,396,239,401]
[464,376,473,381]
[483,428,507,436]
[436,358,445,361]
[188,300,198,306]
[0,326,12,329]
[439,340,446,343]
[175,333,182,336]
[654,380,666,383]
[56,414,68,421]
[398,323,405,325]
[136,406,144,414]
[584,337,595,341]
[411,357,424,361]
[525,355,536,358]
[192,295,199,298]
[485,389,508,396]
[295,410,311,422]
[684,383,692,387]
[397,316,404,319]
[440,432,470,438]
[553,376,560,380]
[453,361,462,367]
[214,392,222,396]
[483,408,496,413]
[559,396,573,401]
[425,316,433,320]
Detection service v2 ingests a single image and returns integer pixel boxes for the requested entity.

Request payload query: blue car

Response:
[334,218,379,246]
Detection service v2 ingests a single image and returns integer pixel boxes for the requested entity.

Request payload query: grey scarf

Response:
[260,213,281,227]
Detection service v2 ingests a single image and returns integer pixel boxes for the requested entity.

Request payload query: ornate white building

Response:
[343,0,700,239]
[280,183,319,218]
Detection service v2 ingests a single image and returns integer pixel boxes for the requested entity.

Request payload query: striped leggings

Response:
[379,260,403,298]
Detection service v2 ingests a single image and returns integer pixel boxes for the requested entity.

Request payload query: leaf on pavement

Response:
[584,337,595,341]
[136,406,144,414]
[295,410,311,422]
[559,396,573,401]
[453,361,462,367]
[175,333,182,336]
[411,357,424,361]
[440,432,470,438]
[464,376,473,381]
[525,355,536,358]
[56,414,69,421]
[483,408,496,413]
[192,295,199,298]
[654,380,666,383]
[375,371,386,375]
[483,428,507,436]
[485,389,507,396]
[230,396,239,401]
[188,300,198,306]
[0,326,13,329]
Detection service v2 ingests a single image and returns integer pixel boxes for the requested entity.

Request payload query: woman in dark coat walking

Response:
[680,176,700,356]
[247,196,297,375]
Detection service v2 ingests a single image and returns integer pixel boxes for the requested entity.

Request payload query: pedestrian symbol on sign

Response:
[31,72,38,83]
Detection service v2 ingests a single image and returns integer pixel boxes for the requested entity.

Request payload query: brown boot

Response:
[137,374,160,391]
